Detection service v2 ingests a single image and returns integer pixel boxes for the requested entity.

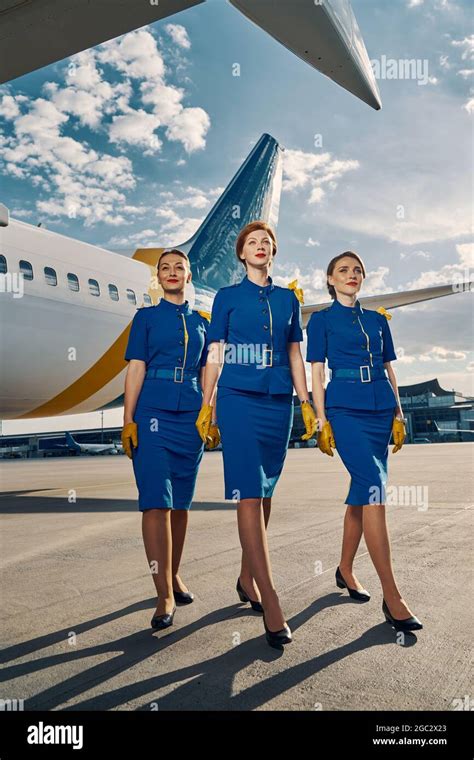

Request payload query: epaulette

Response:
[196,309,211,321]
[376,306,392,320]
[287,279,304,305]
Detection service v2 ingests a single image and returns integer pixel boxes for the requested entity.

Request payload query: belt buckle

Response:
[262,348,273,368]
[174,367,184,383]
[360,365,371,383]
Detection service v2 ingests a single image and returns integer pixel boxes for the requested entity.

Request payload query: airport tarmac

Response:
[0,443,472,711]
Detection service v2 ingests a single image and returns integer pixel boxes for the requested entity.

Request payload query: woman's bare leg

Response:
[362,503,415,618]
[142,508,174,616]
[237,498,286,631]
[239,496,272,602]
[170,510,190,593]
[338,505,366,591]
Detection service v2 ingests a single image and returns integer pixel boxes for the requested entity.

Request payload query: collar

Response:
[332,298,363,314]
[158,297,192,315]
[240,274,275,293]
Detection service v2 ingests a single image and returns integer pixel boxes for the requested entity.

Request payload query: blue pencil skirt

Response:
[216,387,294,501]
[131,407,204,511]
[326,406,396,506]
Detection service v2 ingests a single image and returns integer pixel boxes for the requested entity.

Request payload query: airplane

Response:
[433,421,473,436]
[65,431,123,454]
[0,133,471,421]
[0,0,382,110]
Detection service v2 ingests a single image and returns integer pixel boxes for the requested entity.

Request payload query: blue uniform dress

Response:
[306,298,398,506]
[124,298,209,511]
[207,274,303,501]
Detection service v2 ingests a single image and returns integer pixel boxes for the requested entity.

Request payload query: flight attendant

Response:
[121,250,218,631]
[307,251,423,632]
[196,221,317,648]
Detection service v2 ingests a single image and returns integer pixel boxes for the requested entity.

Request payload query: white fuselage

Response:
[0,218,210,419]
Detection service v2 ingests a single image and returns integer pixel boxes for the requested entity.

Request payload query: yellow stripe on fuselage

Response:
[16,323,133,419]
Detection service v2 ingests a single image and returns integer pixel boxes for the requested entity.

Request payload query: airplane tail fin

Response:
[132,133,284,294]
[65,432,81,451]
[182,133,284,291]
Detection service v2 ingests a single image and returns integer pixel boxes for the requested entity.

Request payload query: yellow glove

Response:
[196,404,213,444]
[301,401,317,440]
[287,279,304,305]
[121,422,138,459]
[392,417,406,453]
[317,420,336,456]
[206,422,221,450]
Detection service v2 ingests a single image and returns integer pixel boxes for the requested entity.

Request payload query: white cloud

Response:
[406,242,473,289]
[451,35,474,62]
[140,81,184,122]
[418,345,467,361]
[104,184,224,250]
[394,346,417,364]
[456,242,474,268]
[109,110,162,153]
[463,97,474,114]
[166,107,210,153]
[282,149,359,204]
[165,24,191,50]
[0,94,21,119]
[0,28,211,225]
[400,250,431,260]
[97,30,166,80]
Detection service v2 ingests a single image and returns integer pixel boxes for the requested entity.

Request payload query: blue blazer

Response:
[125,298,209,411]
[306,299,397,410]
[207,274,303,394]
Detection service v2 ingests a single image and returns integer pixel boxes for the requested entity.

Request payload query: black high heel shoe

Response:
[151,605,176,630]
[382,599,423,632]
[236,578,263,613]
[173,590,194,605]
[336,566,371,602]
[263,613,292,648]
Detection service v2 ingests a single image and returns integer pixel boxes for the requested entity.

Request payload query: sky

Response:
[0,0,473,435]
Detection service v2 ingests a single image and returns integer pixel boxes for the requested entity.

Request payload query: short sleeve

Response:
[124,308,148,362]
[200,319,210,367]
[287,291,304,342]
[306,311,327,362]
[207,288,230,343]
[380,315,397,362]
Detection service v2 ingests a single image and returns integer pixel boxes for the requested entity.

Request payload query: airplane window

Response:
[19,260,33,280]
[88,278,100,297]
[44,266,57,286]
[67,273,80,292]
[108,284,119,301]
[126,289,136,305]
[143,294,152,306]
[0,255,7,274]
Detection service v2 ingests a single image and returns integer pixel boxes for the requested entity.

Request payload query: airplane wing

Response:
[0,0,204,84]
[2,0,381,111]
[229,0,382,110]
[301,283,472,329]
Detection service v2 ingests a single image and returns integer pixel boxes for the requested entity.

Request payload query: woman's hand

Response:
[392,417,406,453]
[121,422,138,459]
[317,420,336,456]
[206,422,221,450]
[196,404,213,444]
[300,401,317,440]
